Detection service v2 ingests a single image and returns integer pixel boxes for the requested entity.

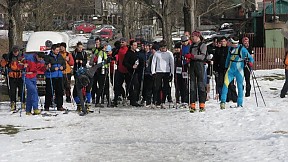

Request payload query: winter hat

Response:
[242,37,249,42]
[11,46,19,53]
[106,45,112,52]
[174,42,182,49]
[181,36,189,42]
[45,40,53,48]
[191,31,201,37]
[60,42,67,48]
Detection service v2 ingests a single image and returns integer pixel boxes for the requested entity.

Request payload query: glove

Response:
[248,62,253,68]
[185,53,195,60]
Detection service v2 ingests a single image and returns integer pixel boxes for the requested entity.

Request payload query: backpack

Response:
[229,45,244,62]
[190,42,209,62]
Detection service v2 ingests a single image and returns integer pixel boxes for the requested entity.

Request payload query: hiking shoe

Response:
[33,109,41,115]
[26,112,32,115]
[199,103,205,109]
[220,102,225,109]
[160,104,167,109]
[21,102,26,110]
[10,102,16,111]
[76,104,82,112]
[189,103,196,113]
[199,108,205,112]
[85,103,91,111]
[57,107,66,111]
[156,105,161,109]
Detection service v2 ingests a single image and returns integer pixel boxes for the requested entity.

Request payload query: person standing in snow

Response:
[151,40,174,109]
[123,40,142,107]
[19,53,46,115]
[44,44,66,111]
[241,37,254,97]
[220,37,254,109]
[185,31,207,112]
[7,46,25,111]
[60,42,74,103]
[280,51,288,98]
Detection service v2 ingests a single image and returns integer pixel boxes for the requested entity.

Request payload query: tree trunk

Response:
[8,0,23,50]
[121,0,131,39]
[183,0,191,32]
[161,0,173,50]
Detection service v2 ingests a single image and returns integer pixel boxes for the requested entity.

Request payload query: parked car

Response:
[75,23,96,34]
[200,30,217,41]
[26,31,70,96]
[217,29,236,38]
[92,25,117,35]
[99,29,114,41]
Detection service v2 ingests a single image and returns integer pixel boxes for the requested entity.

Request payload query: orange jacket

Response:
[8,55,23,78]
[61,51,74,74]
[285,54,288,70]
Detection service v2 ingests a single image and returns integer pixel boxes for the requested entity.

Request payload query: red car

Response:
[75,23,96,34]
[99,29,114,41]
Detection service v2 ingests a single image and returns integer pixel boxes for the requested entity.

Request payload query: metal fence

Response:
[253,47,285,70]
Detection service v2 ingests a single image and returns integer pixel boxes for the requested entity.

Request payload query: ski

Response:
[230,105,243,108]
[41,112,58,117]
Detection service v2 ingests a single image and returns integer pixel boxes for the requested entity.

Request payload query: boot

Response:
[76,104,82,112]
[189,103,196,113]
[26,112,32,115]
[21,102,26,110]
[57,107,65,111]
[10,102,16,111]
[199,103,205,112]
[33,109,41,115]
[220,102,225,109]
[85,103,91,112]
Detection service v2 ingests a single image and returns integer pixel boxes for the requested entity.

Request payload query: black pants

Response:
[189,62,206,104]
[63,73,72,98]
[154,73,170,105]
[91,73,98,101]
[96,72,109,104]
[127,71,139,105]
[244,66,251,96]
[174,74,188,103]
[281,69,288,97]
[9,77,25,103]
[143,74,154,105]
[45,77,64,109]
[114,70,130,103]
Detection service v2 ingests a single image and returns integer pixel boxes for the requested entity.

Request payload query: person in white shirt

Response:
[151,40,174,109]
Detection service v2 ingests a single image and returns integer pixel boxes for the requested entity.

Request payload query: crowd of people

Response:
[0,30,256,116]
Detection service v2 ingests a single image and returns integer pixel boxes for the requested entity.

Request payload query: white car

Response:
[92,25,116,35]
[200,30,217,41]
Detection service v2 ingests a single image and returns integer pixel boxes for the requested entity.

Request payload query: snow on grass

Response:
[0,69,288,162]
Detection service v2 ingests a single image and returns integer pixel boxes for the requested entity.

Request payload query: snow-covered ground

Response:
[0,69,288,162]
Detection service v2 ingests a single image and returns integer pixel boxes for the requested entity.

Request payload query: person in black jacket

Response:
[44,44,66,111]
[123,40,142,107]
[213,36,237,102]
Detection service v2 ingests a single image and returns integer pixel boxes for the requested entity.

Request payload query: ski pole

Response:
[19,68,26,117]
[251,69,266,106]
[49,68,56,111]
[5,66,10,98]
[211,61,215,99]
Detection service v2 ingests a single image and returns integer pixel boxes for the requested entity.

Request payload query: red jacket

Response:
[116,46,128,73]
[19,54,46,79]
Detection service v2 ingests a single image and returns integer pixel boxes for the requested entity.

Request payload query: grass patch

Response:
[0,125,20,135]
[262,75,285,81]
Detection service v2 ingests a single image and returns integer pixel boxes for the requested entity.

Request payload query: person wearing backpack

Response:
[7,46,25,111]
[185,31,207,112]
[280,51,288,98]
[220,37,254,109]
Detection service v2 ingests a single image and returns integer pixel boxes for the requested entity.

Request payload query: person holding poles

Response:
[123,40,142,107]
[19,52,46,115]
[220,37,254,109]
[44,44,66,111]
[185,31,207,113]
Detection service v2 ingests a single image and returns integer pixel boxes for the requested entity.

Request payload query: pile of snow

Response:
[0,69,288,161]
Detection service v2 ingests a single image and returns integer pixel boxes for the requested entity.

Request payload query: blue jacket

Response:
[44,52,66,78]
